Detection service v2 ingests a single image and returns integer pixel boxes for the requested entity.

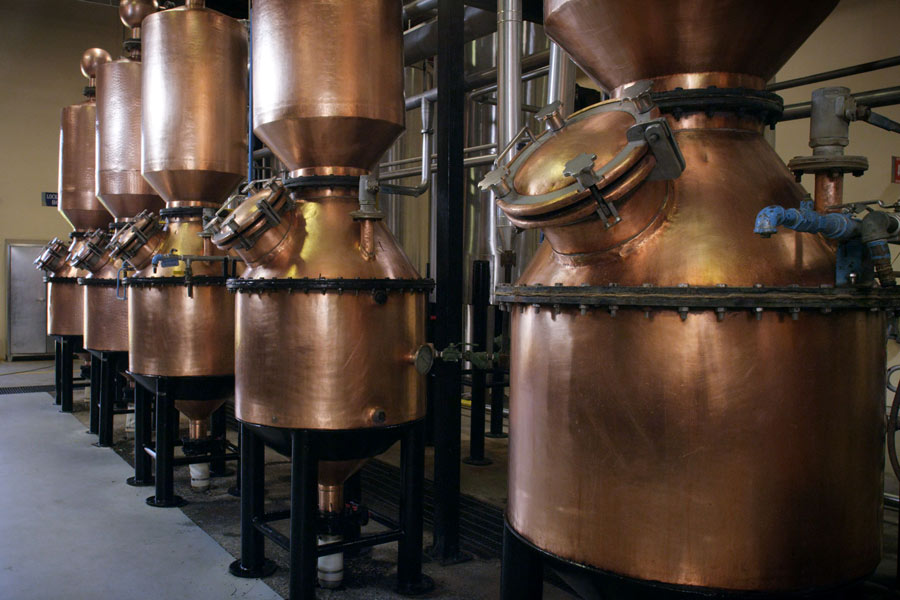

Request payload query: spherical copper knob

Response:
[80,48,111,79]
[119,0,158,29]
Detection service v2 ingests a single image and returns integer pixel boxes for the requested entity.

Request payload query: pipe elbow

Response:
[754,205,785,237]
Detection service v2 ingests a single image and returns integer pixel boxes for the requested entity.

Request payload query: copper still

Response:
[36,48,113,337]
[209,0,431,591]
[111,0,246,435]
[78,0,162,353]
[485,0,888,595]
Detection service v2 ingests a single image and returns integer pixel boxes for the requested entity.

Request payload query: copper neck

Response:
[613,72,767,98]
[287,167,367,179]
[318,484,343,514]
[188,418,208,440]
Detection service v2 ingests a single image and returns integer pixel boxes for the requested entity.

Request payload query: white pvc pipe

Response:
[190,463,210,491]
[317,534,344,589]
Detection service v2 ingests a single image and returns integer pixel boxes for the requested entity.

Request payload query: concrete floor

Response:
[0,360,281,600]
[4,358,900,599]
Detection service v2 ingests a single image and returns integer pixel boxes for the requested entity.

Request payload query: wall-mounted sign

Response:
[41,192,58,207]
[893,156,900,184]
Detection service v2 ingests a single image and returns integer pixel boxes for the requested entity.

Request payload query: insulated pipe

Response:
[547,42,575,117]
[781,86,900,121]
[491,0,521,304]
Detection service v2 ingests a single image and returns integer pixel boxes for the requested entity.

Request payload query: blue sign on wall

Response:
[42,192,58,207]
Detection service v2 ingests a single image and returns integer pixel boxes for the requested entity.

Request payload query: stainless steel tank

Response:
[489,0,887,594]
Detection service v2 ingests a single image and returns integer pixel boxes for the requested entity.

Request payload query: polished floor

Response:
[0,360,281,600]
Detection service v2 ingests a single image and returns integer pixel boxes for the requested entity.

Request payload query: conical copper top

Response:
[252,0,404,177]
[544,0,838,94]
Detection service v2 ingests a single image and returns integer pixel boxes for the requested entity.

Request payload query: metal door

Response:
[7,242,53,359]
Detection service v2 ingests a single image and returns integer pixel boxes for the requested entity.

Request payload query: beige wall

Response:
[773,0,900,378]
[0,0,122,358]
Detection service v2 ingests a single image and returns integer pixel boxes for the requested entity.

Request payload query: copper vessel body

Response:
[82,258,128,352]
[251,0,404,175]
[543,0,838,93]
[141,5,248,206]
[504,109,885,591]
[59,101,111,230]
[96,59,163,220]
[231,190,426,430]
[128,218,234,377]
[47,276,85,336]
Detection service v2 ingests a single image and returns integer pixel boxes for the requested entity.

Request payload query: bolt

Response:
[532,303,541,314]
[369,408,387,425]
[609,305,618,318]
[790,307,800,321]
[755,307,763,321]
[678,307,689,321]
[579,304,588,316]
[716,307,725,322]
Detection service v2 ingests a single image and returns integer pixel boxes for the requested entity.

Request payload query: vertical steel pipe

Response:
[490,0,522,302]
[547,41,576,117]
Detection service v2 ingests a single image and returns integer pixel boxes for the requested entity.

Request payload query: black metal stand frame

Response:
[128,375,238,505]
[88,350,130,448]
[53,335,82,413]
[229,421,433,600]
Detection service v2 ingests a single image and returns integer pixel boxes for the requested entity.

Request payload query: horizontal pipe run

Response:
[254,520,290,551]
[318,530,404,557]
[379,154,497,182]
[380,143,497,169]
[261,509,292,523]
[781,86,900,121]
[253,518,405,557]
[405,50,550,111]
[172,453,238,467]
[768,56,900,92]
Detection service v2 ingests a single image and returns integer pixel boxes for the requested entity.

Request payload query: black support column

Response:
[127,382,154,487]
[88,354,101,434]
[146,378,185,508]
[229,424,276,578]
[290,430,319,600]
[59,336,74,413]
[430,0,467,564]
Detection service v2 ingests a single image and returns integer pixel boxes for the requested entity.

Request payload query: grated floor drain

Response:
[0,385,56,395]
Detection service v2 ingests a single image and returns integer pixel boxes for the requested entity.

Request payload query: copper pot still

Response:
[119,0,246,426]
[95,0,163,223]
[210,0,428,511]
[69,229,128,352]
[77,0,161,353]
[36,236,89,337]
[497,0,886,594]
[42,48,114,336]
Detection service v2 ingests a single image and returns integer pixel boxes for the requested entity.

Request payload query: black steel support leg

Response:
[54,338,62,406]
[430,0,468,565]
[487,309,507,439]
[210,405,228,477]
[290,430,319,600]
[59,336,74,413]
[229,424,276,578]
[88,356,100,434]
[147,379,184,507]
[397,420,434,595]
[464,260,491,466]
[96,352,115,447]
[501,521,544,600]
[127,383,154,487]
